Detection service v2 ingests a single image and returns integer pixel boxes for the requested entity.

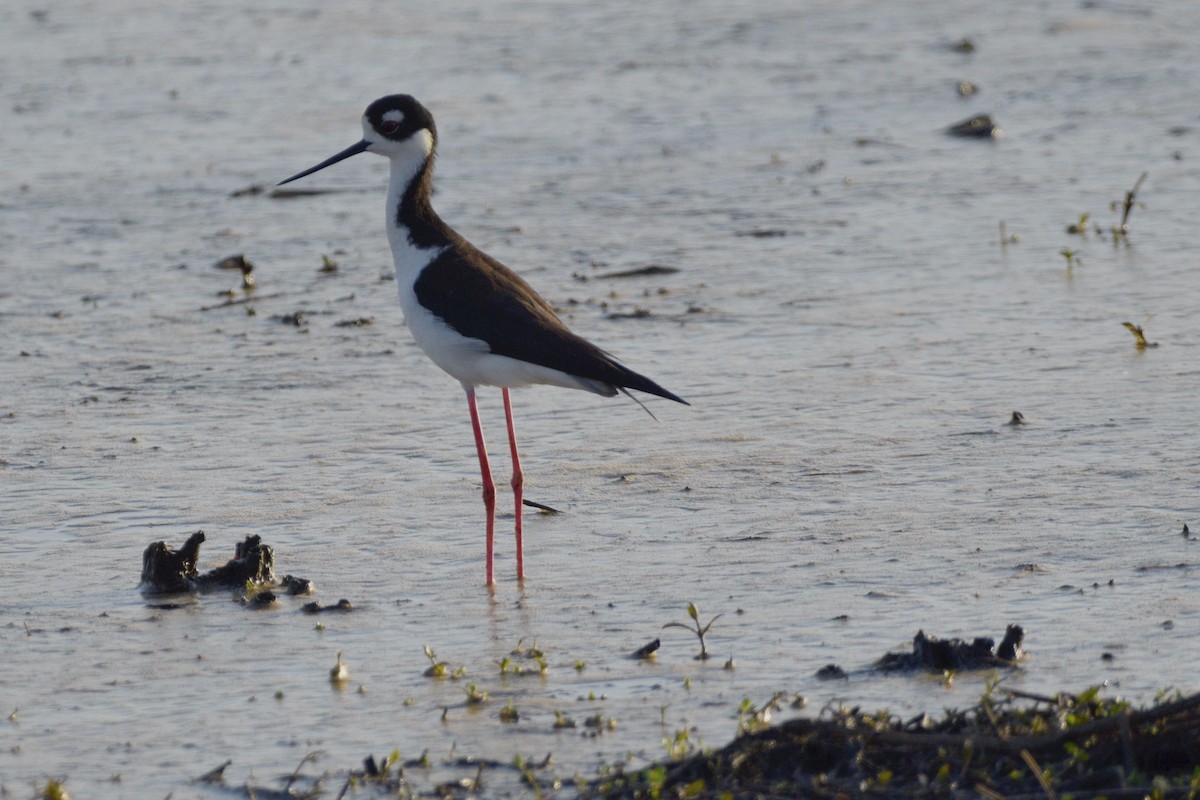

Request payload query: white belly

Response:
[398,291,606,392]
[391,245,607,394]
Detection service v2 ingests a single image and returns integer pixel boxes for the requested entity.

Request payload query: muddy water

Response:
[3,0,1200,795]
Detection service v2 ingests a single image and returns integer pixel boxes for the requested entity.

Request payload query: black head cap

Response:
[365,94,437,145]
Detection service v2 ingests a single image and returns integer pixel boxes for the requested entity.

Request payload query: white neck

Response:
[384,142,441,283]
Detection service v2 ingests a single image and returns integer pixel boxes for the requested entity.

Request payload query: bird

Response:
[278,94,688,586]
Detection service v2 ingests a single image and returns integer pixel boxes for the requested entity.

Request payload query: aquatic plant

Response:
[499,639,549,675]
[1059,248,1081,270]
[1066,212,1092,234]
[1122,321,1158,349]
[422,644,448,678]
[1110,171,1148,242]
[512,637,545,659]
[329,650,349,685]
[584,713,618,731]
[997,219,1020,247]
[663,728,696,760]
[735,692,788,736]
[422,645,466,679]
[513,755,544,798]
[39,779,71,800]
[663,603,723,660]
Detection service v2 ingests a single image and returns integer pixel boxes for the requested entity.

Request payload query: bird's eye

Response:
[379,120,400,135]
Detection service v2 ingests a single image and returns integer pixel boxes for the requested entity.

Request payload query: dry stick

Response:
[981,691,1054,799]
[284,751,322,791]
[199,292,284,312]
[1019,748,1057,800]
[1005,688,1065,705]
[469,763,484,792]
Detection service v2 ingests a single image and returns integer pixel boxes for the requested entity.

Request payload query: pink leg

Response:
[465,387,495,586]
[502,388,525,580]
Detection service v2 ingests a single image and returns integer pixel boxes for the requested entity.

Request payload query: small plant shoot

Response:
[663,603,723,660]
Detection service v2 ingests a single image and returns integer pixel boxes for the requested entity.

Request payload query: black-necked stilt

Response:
[279,95,687,586]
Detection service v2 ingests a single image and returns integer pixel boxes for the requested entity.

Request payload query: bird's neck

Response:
[385,150,453,274]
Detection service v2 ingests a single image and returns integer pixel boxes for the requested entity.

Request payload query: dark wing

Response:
[413,242,687,404]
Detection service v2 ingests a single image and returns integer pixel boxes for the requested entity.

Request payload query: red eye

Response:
[380,120,400,135]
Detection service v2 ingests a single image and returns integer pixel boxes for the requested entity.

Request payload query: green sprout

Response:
[663,728,694,760]
[423,645,448,678]
[663,603,723,660]
[1066,212,1092,235]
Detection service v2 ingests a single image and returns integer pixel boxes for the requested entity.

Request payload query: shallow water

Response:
[3,0,1200,795]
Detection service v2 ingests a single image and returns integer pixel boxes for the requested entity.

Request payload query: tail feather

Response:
[610,362,689,406]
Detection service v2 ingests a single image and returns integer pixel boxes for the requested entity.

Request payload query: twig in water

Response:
[522,499,561,514]
[284,751,322,790]
[1112,171,1148,241]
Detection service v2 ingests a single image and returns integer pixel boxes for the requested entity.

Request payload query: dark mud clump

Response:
[876,624,1023,672]
[590,688,1200,799]
[946,113,1002,138]
[631,638,660,660]
[815,625,1022,680]
[139,531,312,597]
[593,264,680,279]
[302,599,354,614]
[140,530,206,593]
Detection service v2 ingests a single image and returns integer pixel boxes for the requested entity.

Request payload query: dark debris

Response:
[590,689,1200,799]
[876,625,1024,672]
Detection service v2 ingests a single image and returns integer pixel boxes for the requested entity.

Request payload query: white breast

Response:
[381,148,613,396]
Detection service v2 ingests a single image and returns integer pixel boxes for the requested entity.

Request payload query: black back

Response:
[379,94,687,405]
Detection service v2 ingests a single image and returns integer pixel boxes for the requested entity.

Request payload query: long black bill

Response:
[278,140,370,186]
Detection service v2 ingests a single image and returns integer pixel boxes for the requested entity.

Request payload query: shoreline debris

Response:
[877,625,1024,673]
[591,686,1200,799]
[139,532,314,600]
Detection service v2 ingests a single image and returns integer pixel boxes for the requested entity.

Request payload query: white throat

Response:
[382,130,440,282]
